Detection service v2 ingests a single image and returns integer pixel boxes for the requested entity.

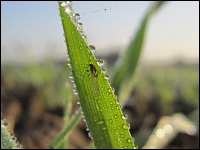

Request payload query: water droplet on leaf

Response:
[61,2,67,8]
[67,63,72,68]
[74,13,81,22]
[89,45,96,54]
[73,90,78,95]
[109,119,113,123]
[65,8,71,15]
[105,74,110,80]
[97,59,105,67]
[122,123,129,130]
[77,22,83,32]
[102,68,107,74]
[66,1,73,6]
[69,75,74,79]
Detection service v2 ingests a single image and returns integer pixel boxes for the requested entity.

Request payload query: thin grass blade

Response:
[111,1,166,105]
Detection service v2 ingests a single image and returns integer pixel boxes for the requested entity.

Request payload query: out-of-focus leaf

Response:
[112,1,166,105]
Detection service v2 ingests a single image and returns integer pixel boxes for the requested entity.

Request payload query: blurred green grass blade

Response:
[64,83,73,123]
[58,2,135,149]
[55,83,74,149]
[112,1,166,104]
[47,109,82,149]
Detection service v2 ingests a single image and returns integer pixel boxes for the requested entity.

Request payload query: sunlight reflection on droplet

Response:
[164,124,173,134]
[186,125,196,135]
[156,129,165,138]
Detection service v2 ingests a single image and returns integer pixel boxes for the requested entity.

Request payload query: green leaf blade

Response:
[59,2,136,149]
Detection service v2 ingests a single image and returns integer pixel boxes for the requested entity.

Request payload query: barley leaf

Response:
[58,2,136,149]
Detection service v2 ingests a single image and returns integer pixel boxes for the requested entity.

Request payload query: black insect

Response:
[89,64,98,78]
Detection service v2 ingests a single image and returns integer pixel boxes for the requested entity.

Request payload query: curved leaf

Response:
[112,1,166,105]
[58,2,136,149]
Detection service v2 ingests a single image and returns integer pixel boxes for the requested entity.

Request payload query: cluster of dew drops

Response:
[61,1,111,98]
[60,1,111,100]
[1,116,22,149]
[60,1,135,147]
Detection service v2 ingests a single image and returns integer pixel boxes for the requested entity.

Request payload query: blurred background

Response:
[1,1,199,149]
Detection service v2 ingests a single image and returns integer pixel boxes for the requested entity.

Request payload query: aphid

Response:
[89,64,98,77]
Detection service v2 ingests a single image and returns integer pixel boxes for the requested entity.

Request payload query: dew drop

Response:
[85,121,88,127]
[82,34,87,41]
[69,75,74,79]
[124,113,128,120]
[164,124,173,134]
[82,117,86,123]
[77,100,80,104]
[91,50,96,54]
[120,134,125,138]
[67,58,70,62]
[73,90,79,95]
[88,132,92,139]
[112,87,115,92]
[67,1,73,6]
[73,83,77,88]
[65,8,71,15]
[74,13,81,22]
[107,88,112,93]
[1,121,8,129]
[67,63,72,68]
[186,125,196,135]
[98,121,104,125]
[103,9,106,12]
[86,127,89,131]
[104,107,108,111]
[127,122,131,129]
[105,74,110,80]
[127,138,132,143]
[16,143,22,149]
[97,59,105,67]
[71,78,75,83]
[11,135,17,141]
[156,128,165,138]
[89,45,97,54]
[61,2,67,7]
[102,68,107,74]
[122,123,129,130]
[109,119,113,123]
[77,22,83,32]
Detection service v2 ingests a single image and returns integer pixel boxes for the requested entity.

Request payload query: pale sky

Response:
[1,1,199,64]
